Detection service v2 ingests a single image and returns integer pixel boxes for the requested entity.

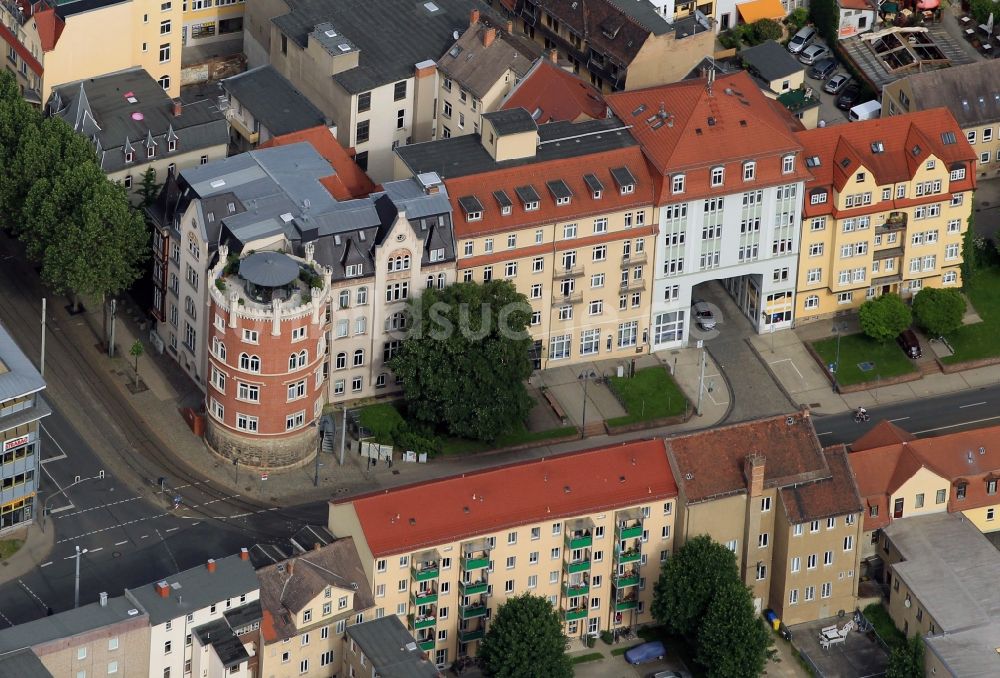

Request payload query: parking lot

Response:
[795,37,856,128]
[571,652,690,678]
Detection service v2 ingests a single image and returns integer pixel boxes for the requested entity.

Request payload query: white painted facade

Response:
[650,180,805,350]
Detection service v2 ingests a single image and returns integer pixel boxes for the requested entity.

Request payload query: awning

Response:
[881,1,899,12]
[737,0,787,23]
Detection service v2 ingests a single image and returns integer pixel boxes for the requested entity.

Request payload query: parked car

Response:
[897,329,922,359]
[788,26,817,54]
[836,83,862,110]
[809,58,838,80]
[692,299,717,330]
[824,73,851,94]
[625,641,667,665]
[799,43,831,65]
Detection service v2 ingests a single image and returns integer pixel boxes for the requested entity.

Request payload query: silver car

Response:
[823,73,851,94]
[799,43,831,65]
[692,300,716,330]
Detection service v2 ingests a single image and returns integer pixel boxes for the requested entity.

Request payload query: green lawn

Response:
[863,603,906,649]
[811,333,916,386]
[610,646,633,657]
[569,652,603,665]
[606,367,688,427]
[0,539,22,560]
[943,268,1000,364]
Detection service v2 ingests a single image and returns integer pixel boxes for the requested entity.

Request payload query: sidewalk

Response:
[0,523,54,584]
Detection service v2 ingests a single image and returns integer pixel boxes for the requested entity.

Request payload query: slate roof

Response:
[666,412,831,504]
[0,595,145,654]
[193,619,249,668]
[126,553,258,626]
[0,322,46,402]
[272,0,498,94]
[437,22,540,100]
[894,60,1000,127]
[49,68,228,174]
[500,58,607,124]
[53,0,127,19]
[482,108,537,135]
[222,66,327,136]
[346,617,440,677]
[332,439,676,558]
[0,649,50,678]
[257,538,374,643]
[780,446,863,524]
[740,40,803,83]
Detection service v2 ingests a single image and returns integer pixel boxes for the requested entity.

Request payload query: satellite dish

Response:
[453,30,460,39]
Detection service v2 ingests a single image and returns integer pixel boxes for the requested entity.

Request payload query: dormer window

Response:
[125,151,134,163]
[458,195,484,222]
[346,264,363,278]
[671,174,685,194]
[742,161,755,181]
[610,166,636,195]
[147,145,155,159]
[493,190,512,216]
[711,167,724,187]
[810,191,827,205]
[583,173,604,199]
[515,185,541,211]
[547,179,573,206]
[782,155,794,174]
[168,139,177,152]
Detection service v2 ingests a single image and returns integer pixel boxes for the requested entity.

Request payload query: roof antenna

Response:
[706,66,715,95]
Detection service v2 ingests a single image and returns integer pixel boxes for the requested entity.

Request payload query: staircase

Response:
[582,421,606,438]
[918,358,941,376]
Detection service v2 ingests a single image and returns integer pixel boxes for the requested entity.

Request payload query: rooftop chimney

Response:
[155,581,170,598]
[744,453,766,498]
[469,8,479,26]
[506,19,513,33]
[287,559,295,576]
[314,542,321,551]
[548,48,558,64]
[206,559,217,573]
[483,27,497,48]
[99,592,108,607]
[172,99,183,117]
[240,547,249,561]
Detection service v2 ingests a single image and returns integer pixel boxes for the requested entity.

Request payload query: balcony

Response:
[616,546,641,565]
[408,613,436,630]
[553,264,585,279]
[620,252,647,267]
[554,290,584,305]
[411,589,438,606]
[616,522,643,540]
[615,596,639,612]
[459,627,485,643]
[565,531,593,550]
[411,559,439,582]
[619,279,646,293]
[562,607,588,622]
[562,581,590,597]
[459,579,488,596]
[461,604,488,620]
[462,555,490,571]
[880,212,908,232]
[418,638,436,652]
[566,558,591,574]
[615,570,640,588]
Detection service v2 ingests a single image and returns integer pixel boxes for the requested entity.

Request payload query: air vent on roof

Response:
[338,44,351,52]
[911,145,921,157]
[632,103,647,117]
[280,212,294,223]
[324,29,337,38]
[871,141,884,153]
[210,179,226,188]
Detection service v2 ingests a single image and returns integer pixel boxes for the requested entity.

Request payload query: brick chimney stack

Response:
[469,8,480,26]
[483,27,497,47]
[239,547,249,561]
[155,581,170,598]
[506,19,513,33]
[745,453,766,498]
[172,99,183,117]
[548,48,558,63]
[206,558,217,573]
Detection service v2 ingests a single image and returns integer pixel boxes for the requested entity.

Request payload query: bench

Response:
[543,390,567,422]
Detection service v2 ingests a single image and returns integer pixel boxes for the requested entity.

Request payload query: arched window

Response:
[437,273,446,289]
[356,286,368,305]
[213,337,226,361]
[297,350,308,368]
[336,352,347,370]
[353,349,365,367]
[339,290,350,309]
[385,312,407,332]
[288,353,298,370]
[426,275,434,289]
[239,353,260,373]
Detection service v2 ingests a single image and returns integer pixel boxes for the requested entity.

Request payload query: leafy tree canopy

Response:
[912,287,966,338]
[859,293,912,343]
[886,634,924,678]
[696,578,773,678]
[651,535,740,636]
[478,594,571,678]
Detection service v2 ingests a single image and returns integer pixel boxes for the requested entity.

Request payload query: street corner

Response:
[0,523,55,586]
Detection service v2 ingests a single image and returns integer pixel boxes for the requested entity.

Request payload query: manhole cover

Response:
[112,551,122,558]
[857,361,876,372]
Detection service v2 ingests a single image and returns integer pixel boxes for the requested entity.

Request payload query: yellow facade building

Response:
[794,108,976,321]
[0,0,182,102]
[395,109,655,370]
[180,0,244,55]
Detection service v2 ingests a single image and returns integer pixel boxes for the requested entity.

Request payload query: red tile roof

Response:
[32,3,64,52]
[333,439,677,558]
[666,412,831,504]
[781,446,864,523]
[501,59,607,124]
[444,144,657,238]
[851,420,915,451]
[261,126,377,201]
[605,72,806,198]
[0,23,43,76]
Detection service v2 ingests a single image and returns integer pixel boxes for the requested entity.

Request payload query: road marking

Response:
[40,424,70,461]
[48,505,74,515]
[56,496,141,519]
[165,527,179,533]
[959,401,987,409]
[889,417,910,422]
[914,415,1000,436]
[0,610,12,627]
[39,562,52,568]
[769,358,804,381]
[115,540,128,546]
[18,580,48,610]
[55,513,170,543]
[88,547,103,554]
[140,535,148,539]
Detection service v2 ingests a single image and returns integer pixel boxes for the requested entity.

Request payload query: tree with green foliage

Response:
[859,293,912,343]
[696,578,773,678]
[0,72,40,231]
[912,287,966,338]
[886,634,924,678]
[130,339,144,388]
[810,0,839,45]
[651,535,740,636]
[747,19,783,44]
[970,0,996,26]
[786,7,809,31]
[389,280,532,442]
[139,166,159,208]
[961,213,979,283]
[478,593,571,678]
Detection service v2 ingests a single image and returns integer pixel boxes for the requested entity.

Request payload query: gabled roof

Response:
[780,446,864,524]
[31,2,64,52]
[261,126,377,201]
[666,412,831,504]
[437,21,540,99]
[331,439,677,558]
[851,419,915,451]
[605,71,804,180]
[895,60,1000,128]
[500,58,607,124]
[222,66,327,137]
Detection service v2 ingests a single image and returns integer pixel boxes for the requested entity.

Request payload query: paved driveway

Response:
[693,281,797,422]
[572,653,689,678]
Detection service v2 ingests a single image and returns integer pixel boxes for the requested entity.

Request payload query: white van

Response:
[849,100,881,122]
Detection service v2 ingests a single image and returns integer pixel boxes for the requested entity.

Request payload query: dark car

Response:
[836,83,862,110]
[809,58,838,80]
[897,329,922,359]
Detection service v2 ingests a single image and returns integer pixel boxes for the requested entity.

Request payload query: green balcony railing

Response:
[616,548,641,564]
[459,580,488,596]
[461,604,488,620]
[566,559,591,574]
[562,581,590,597]
[615,573,639,588]
[418,638,435,652]
[562,607,588,622]
[615,598,638,611]
[565,532,593,549]
[411,590,438,606]
[616,523,643,540]
[459,627,485,643]
[409,614,436,630]
[463,555,490,571]
[411,565,439,582]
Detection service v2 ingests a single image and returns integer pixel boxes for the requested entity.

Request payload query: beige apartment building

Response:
[328,438,678,668]
[256,538,375,678]
[665,412,864,626]
[395,109,655,370]
[434,11,540,141]
[882,60,1000,180]
[794,108,977,320]
[0,0,183,102]
[181,0,244,57]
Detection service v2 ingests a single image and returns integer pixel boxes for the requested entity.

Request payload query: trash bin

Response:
[779,623,791,641]
[764,609,778,629]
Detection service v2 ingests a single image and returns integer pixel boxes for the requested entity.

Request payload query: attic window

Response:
[515,185,540,211]
[280,212,294,223]
[911,144,921,157]
[547,179,573,205]
[125,151,134,163]
[739,120,747,127]
[707,116,716,126]
[324,29,337,37]
[871,141,884,153]
[423,1,440,12]
[531,107,542,120]
[210,179,226,188]
[610,167,636,194]
[458,195,484,221]
[631,104,647,117]
[207,212,215,223]
[227,202,236,214]
[168,139,177,152]
[839,157,851,169]
[805,156,820,168]
[448,45,462,58]
[125,91,138,104]
[941,131,957,145]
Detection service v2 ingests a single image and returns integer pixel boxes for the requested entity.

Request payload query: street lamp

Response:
[73,545,89,608]
[578,370,598,438]
[831,322,848,393]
